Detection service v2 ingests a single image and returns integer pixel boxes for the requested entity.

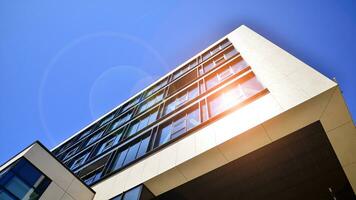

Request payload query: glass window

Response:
[158,125,171,146]
[127,110,158,137]
[70,153,89,170]
[110,112,133,131]
[83,169,102,185]
[97,134,121,155]
[121,96,140,113]
[145,79,168,97]
[87,131,104,146]
[0,158,51,200]
[202,39,231,62]
[200,47,238,75]
[0,189,16,200]
[163,85,199,116]
[157,106,200,146]
[111,149,128,172]
[123,142,140,166]
[99,113,115,127]
[208,75,264,117]
[173,59,198,80]
[64,147,78,160]
[123,186,141,200]
[138,92,163,114]
[136,136,150,158]
[79,128,92,140]
[205,58,249,90]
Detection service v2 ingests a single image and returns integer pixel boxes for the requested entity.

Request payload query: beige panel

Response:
[124,160,146,191]
[263,87,336,141]
[61,193,75,200]
[343,163,356,194]
[320,87,353,131]
[327,121,356,166]
[145,167,186,196]
[140,152,161,182]
[194,125,217,155]
[176,133,197,165]
[177,147,228,182]
[267,76,309,109]
[157,143,178,173]
[218,125,271,162]
[24,144,75,192]
[287,65,336,98]
[66,178,95,200]
[39,182,65,200]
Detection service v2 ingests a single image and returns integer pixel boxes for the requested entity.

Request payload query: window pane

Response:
[111,149,128,172]
[164,100,175,115]
[176,93,188,107]
[208,84,246,117]
[136,136,150,158]
[231,59,248,73]
[128,122,139,137]
[203,61,214,73]
[137,116,149,131]
[241,77,264,97]
[225,48,238,59]
[0,189,16,200]
[123,142,140,166]
[171,117,186,139]
[148,111,158,124]
[188,86,199,99]
[123,186,141,200]
[4,176,32,199]
[217,67,233,81]
[158,125,171,146]
[12,159,42,186]
[206,76,218,90]
[187,108,200,130]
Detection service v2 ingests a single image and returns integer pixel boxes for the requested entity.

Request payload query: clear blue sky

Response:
[0,0,355,164]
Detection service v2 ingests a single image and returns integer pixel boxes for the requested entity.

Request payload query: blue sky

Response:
[0,0,355,164]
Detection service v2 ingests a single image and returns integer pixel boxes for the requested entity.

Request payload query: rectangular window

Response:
[110,112,133,132]
[163,85,199,116]
[157,106,200,146]
[70,153,89,170]
[96,134,121,155]
[200,47,239,75]
[98,112,116,127]
[205,58,249,90]
[121,96,141,113]
[127,110,158,137]
[64,147,78,160]
[202,39,231,62]
[145,78,168,98]
[79,128,92,140]
[167,70,197,96]
[110,149,128,172]
[173,59,198,80]
[0,158,51,200]
[138,92,163,114]
[83,168,103,185]
[208,74,264,117]
[110,135,151,173]
[86,131,104,146]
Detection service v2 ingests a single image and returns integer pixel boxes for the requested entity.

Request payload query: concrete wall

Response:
[91,25,355,199]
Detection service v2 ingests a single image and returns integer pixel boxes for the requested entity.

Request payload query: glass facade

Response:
[52,38,268,186]
[0,158,51,200]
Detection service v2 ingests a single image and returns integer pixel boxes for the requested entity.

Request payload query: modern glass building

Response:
[1,25,355,200]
